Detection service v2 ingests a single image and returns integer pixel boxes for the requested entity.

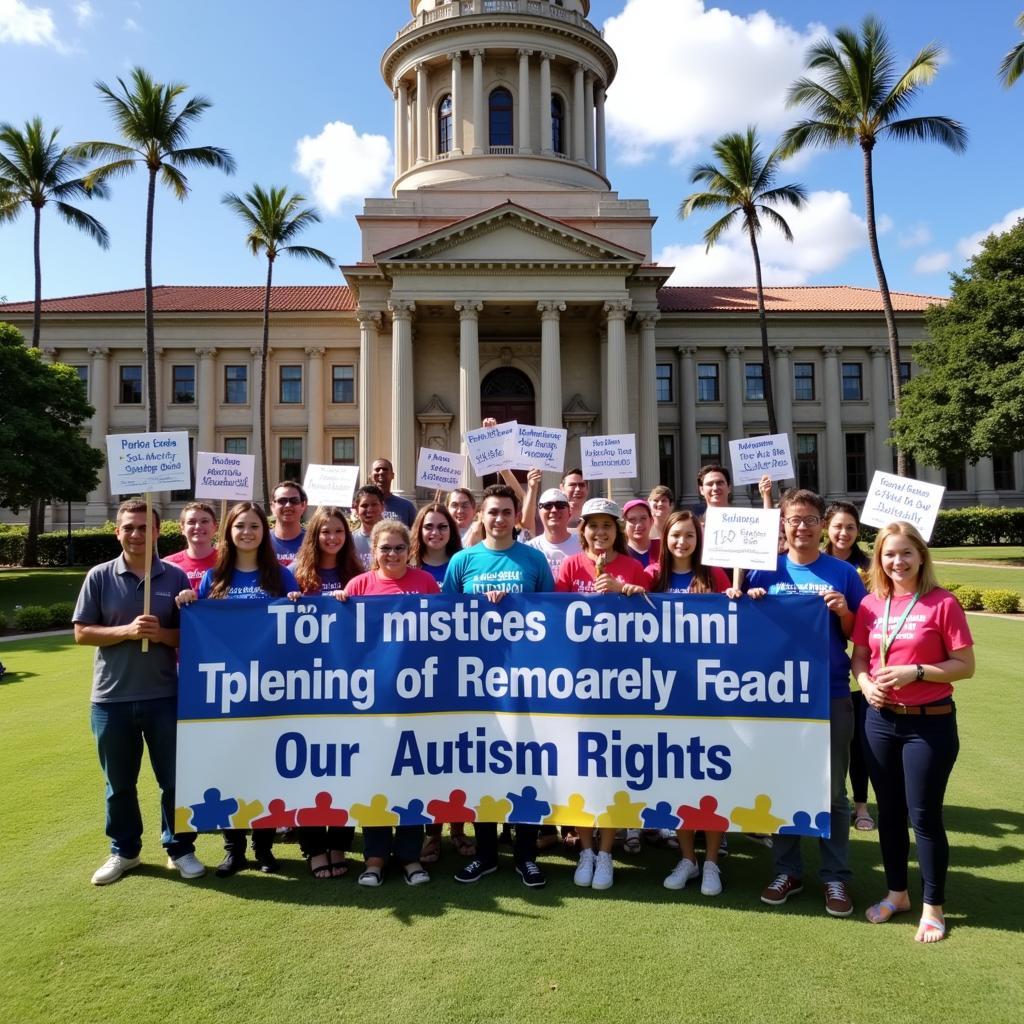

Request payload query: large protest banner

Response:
[175,594,831,837]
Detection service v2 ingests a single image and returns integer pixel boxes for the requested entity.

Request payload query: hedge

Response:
[0,521,187,567]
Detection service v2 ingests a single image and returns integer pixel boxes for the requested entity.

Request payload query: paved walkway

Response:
[0,628,72,643]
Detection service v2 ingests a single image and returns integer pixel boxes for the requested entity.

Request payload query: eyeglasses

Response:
[377,544,408,555]
[784,515,822,527]
[539,502,569,511]
[274,496,303,506]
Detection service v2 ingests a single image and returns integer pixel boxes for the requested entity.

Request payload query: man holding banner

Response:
[73,499,205,885]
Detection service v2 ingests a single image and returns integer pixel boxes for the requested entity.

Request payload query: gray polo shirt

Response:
[73,554,190,703]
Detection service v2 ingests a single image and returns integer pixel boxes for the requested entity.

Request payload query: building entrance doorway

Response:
[480,367,536,486]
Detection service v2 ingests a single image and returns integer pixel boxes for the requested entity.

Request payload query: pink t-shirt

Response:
[555,552,650,594]
[164,549,218,593]
[851,588,973,705]
[345,567,441,596]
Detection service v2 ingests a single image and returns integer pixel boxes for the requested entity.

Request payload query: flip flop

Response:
[404,864,430,886]
[854,813,876,831]
[452,833,477,857]
[865,898,909,924]
[308,854,332,880]
[328,850,348,878]
[357,867,382,887]
[915,916,947,943]
[419,835,442,864]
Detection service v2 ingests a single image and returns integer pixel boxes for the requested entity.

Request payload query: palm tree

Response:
[780,16,967,476]
[79,67,235,430]
[0,117,109,347]
[679,126,807,436]
[221,186,334,508]
[999,13,1024,87]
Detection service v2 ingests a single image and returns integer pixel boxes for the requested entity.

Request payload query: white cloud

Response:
[914,251,951,274]
[898,223,932,249]
[876,213,894,236]
[955,207,1024,259]
[122,15,139,31]
[0,0,63,48]
[603,0,825,163]
[294,121,392,215]
[72,0,93,26]
[658,190,867,285]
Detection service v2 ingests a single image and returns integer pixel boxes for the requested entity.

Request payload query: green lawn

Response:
[0,567,86,620]
[0,621,1021,1023]
[931,546,1024,565]
[935,562,1024,599]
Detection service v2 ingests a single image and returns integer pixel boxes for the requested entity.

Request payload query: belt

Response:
[888,703,953,716]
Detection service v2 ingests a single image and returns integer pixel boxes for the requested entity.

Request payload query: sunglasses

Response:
[377,544,408,555]
[539,502,569,510]
[274,496,303,506]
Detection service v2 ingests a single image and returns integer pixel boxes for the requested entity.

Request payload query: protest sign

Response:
[860,471,945,541]
[303,463,360,508]
[106,431,191,494]
[194,451,255,502]
[509,424,566,473]
[176,593,830,836]
[702,506,782,571]
[728,433,794,486]
[465,420,517,476]
[416,448,466,491]
[580,434,637,480]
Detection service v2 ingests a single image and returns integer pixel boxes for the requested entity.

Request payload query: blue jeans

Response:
[773,695,854,884]
[90,697,195,860]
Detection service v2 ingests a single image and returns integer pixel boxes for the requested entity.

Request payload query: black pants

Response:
[849,690,871,804]
[863,703,959,905]
[363,825,423,865]
[297,826,354,859]
[474,822,539,866]
[223,828,274,856]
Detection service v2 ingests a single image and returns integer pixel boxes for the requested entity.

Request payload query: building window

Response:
[488,87,513,148]
[796,433,819,492]
[551,95,564,154]
[845,432,868,492]
[171,364,196,404]
[224,437,247,455]
[744,362,765,401]
[993,454,1017,490]
[279,364,302,404]
[332,364,355,404]
[280,437,302,482]
[71,364,89,398]
[170,437,195,501]
[944,459,966,491]
[332,437,356,465]
[656,363,673,403]
[225,365,247,404]
[658,435,676,496]
[119,365,142,404]
[889,360,912,399]
[841,362,863,401]
[697,363,719,402]
[437,94,453,155]
[793,362,815,401]
[699,434,721,467]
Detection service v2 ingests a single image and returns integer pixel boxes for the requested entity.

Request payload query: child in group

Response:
[409,503,463,586]
[164,501,218,592]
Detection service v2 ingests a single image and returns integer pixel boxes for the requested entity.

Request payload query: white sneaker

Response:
[574,848,596,887]
[167,852,206,879]
[701,860,723,896]
[91,853,141,886]
[663,857,699,890]
[592,851,614,890]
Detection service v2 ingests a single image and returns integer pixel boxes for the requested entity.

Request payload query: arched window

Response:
[437,94,453,155]
[551,95,564,154]
[488,87,513,148]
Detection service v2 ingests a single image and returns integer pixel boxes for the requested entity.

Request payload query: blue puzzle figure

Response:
[189,787,238,831]
[779,810,832,838]
[506,785,550,824]
[641,801,681,831]
[392,798,433,826]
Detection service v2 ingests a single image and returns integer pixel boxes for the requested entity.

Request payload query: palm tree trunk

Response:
[747,221,778,436]
[259,257,274,510]
[144,165,158,432]
[22,497,43,568]
[862,141,905,476]
[32,204,42,348]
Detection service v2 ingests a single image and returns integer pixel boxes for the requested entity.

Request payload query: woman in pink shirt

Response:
[163,501,218,592]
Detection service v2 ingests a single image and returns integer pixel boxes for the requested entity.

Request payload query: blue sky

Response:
[1,0,1022,303]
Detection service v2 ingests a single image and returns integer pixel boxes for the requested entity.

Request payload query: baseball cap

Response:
[580,498,622,520]
[539,488,568,506]
[621,499,651,517]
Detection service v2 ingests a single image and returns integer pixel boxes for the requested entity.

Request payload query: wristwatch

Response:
[915,664,925,681]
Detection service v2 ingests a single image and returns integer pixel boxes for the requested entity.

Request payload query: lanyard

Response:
[880,592,919,667]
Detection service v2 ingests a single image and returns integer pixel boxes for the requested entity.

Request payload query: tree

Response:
[679,126,806,436]
[780,16,967,475]
[1000,13,1024,87]
[0,118,110,347]
[892,218,1024,469]
[0,322,104,566]
[221,186,334,508]
[79,67,235,431]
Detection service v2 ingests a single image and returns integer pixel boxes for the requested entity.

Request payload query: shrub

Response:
[0,610,7,629]
[47,601,76,628]
[942,581,962,595]
[13,605,53,631]
[930,507,1024,546]
[955,587,983,611]
[981,589,1021,614]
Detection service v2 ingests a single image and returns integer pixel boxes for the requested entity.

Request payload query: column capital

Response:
[88,347,109,358]
[537,300,566,318]
[725,345,744,358]
[575,62,587,75]
[454,300,483,317]
[603,299,631,319]
[823,345,843,357]
[870,344,889,357]
[154,346,165,357]
[304,346,326,358]
[636,311,661,328]
[517,48,533,58]
[677,345,697,358]
[195,346,217,359]
[539,50,555,62]
[469,48,485,58]
[774,345,793,356]
[448,49,463,63]
[414,62,427,74]
[250,345,266,357]
[356,309,384,327]
[389,299,416,319]
[395,77,409,94]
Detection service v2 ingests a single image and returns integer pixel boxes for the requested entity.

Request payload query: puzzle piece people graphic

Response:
[597,790,645,829]
[348,794,400,827]
[427,789,476,823]
[188,788,239,831]
[392,798,433,826]
[474,795,512,822]
[506,786,550,823]
[676,796,730,832]
[640,800,682,831]
[730,794,786,834]
[251,798,298,829]
[545,793,596,827]
[296,792,349,828]
[231,798,264,829]
[778,810,832,837]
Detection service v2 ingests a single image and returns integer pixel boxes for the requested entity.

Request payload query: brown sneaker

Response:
[824,881,853,917]
[761,873,803,905]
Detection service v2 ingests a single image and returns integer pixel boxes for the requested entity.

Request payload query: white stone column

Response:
[518,49,532,154]
[595,84,607,176]
[572,64,586,162]
[637,312,660,493]
[471,49,485,154]
[357,311,382,477]
[604,301,631,499]
[823,345,844,497]
[725,346,744,456]
[389,300,416,497]
[305,346,325,467]
[415,64,428,163]
[975,457,997,503]
[870,345,892,475]
[196,346,217,455]
[455,300,483,486]
[584,72,596,167]
[539,52,553,154]
[773,345,794,445]
[395,81,409,174]
[678,346,699,504]
[538,301,566,433]
[599,329,608,434]
[450,52,464,156]
[85,347,109,522]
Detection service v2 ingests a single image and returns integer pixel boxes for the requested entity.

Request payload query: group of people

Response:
[72,455,973,943]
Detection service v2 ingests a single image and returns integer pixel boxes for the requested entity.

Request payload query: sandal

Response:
[623,830,642,854]
[915,916,947,943]
[561,827,580,851]
[420,834,442,864]
[452,833,477,857]
[309,853,332,880]
[357,866,382,887]
[328,850,348,878]
[853,813,875,831]
[403,863,430,886]
[865,898,909,924]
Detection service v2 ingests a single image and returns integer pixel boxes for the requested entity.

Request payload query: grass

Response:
[0,568,86,621]
[0,620,1022,1023]
[930,546,1024,565]
[935,562,1024,599]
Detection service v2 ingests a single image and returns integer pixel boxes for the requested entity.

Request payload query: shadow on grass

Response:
[0,668,37,686]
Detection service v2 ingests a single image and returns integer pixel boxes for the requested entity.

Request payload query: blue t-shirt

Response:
[270,531,304,567]
[746,553,866,699]
[383,494,417,529]
[315,566,346,596]
[197,565,298,600]
[666,570,695,593]
[443,542,554,595]
[418,561,449,585]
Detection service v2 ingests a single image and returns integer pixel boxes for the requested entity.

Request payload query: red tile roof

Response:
[657,285,945,313]
[0,285,355,314]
